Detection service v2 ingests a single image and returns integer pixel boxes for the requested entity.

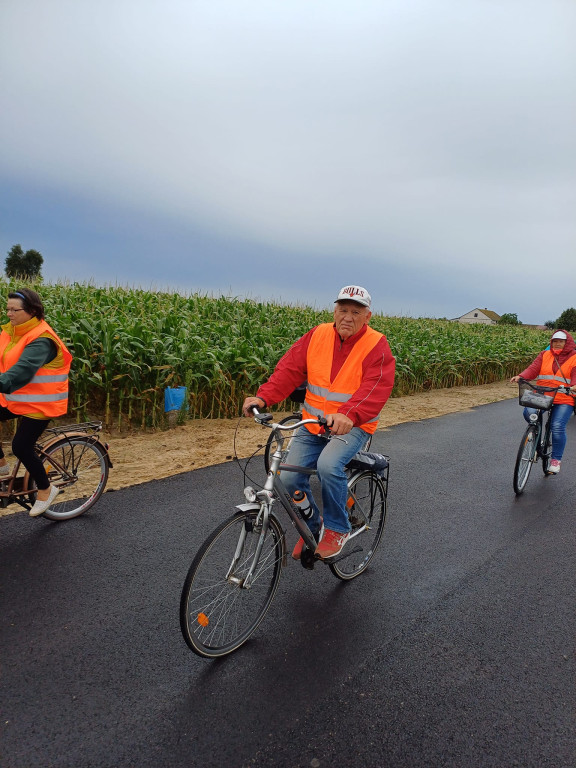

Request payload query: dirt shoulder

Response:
[103,380,516,491]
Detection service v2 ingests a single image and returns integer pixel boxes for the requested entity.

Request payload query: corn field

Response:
[0,279,550,429]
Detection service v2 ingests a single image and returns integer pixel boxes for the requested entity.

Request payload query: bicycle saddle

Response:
[346,451,389,476]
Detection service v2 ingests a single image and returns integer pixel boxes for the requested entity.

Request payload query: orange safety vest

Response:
[301,323,383,435]
[0,320,72,417]
[535,350,576,406]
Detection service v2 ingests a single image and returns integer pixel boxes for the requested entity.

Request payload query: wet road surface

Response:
[1,399,575,767]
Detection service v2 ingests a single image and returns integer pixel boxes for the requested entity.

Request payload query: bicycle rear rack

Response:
[44,421,103,437]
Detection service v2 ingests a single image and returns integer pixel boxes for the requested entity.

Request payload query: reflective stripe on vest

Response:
[306,382,351,402]
[30,373,68,383]
[301,323,383,435]
[4,392,69,403]
[302,400,379,422]
[535,374,570,384]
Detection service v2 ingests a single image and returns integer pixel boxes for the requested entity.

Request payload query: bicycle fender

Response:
[40,433,113,468]
[235,503,261,513]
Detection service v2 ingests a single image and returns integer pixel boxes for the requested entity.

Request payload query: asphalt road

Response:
[1,399,575,768]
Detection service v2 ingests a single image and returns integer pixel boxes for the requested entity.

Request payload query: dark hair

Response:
[8,289,45,320]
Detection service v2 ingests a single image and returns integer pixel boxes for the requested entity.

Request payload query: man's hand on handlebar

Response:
[510,375,521,383]
[242,396,266,418]
[325,412,354,436]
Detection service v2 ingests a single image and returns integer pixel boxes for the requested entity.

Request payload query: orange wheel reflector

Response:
[346,496,354,508]
[197,613,209,627]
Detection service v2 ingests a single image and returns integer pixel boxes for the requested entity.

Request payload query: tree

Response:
[5,244,43,279]
[553,307,576,332]
[498,312,521,326]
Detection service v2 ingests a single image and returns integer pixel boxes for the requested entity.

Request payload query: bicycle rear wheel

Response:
[180,510,284,658]
[330,470,387,581]
[513,424,538,495]
[263,415,301,473]
[41,438,109,520]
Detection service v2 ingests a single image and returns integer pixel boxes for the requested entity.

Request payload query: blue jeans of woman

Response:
[523,403,573,461]
[279,425,370,535]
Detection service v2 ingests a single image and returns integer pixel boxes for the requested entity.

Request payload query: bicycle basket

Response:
[518,382,556,410]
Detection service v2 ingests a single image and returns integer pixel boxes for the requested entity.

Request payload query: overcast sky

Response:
[1,0,575,324]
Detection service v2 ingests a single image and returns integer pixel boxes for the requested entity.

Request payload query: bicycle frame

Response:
[534,410,552,462]
[237,413,371,586]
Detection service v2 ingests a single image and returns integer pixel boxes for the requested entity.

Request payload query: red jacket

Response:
[256,323,395,428]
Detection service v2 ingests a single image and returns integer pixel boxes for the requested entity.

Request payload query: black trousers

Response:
[0,407,51,490]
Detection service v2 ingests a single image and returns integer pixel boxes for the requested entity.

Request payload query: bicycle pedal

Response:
[300,548,316,570]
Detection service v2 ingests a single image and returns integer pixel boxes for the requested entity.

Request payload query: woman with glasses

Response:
[0,289,72,516]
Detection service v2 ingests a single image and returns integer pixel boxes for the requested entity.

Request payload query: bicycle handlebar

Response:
[249,405,329,432]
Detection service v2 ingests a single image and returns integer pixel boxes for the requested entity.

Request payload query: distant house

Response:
[452,308,501,325]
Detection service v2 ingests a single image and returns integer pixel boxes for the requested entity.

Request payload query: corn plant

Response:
[0,278,551,428]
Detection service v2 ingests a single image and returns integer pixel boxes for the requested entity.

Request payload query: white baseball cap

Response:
[551,331,567,340]
[335,285,371,308]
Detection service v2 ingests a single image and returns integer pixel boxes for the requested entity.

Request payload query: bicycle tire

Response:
[180,510,284,658]
[37,437,109,520]
[513,424,538,495]
[540,422,553,475]
[329,470,387,581]
[263,415,301,473]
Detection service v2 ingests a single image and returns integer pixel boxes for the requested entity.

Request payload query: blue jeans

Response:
[523,403,573,461]
[279,426,370,535]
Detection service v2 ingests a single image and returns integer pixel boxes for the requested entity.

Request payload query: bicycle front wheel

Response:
[41,438,109,520]
[513,424,538,495]
[180,510,285,658]
[330,471,387,581]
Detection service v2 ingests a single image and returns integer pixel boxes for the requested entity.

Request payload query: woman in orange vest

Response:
[511,329,576,474]
[0,289,72,517]
[243,285,395,560]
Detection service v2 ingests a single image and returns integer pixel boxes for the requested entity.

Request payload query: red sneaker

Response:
[292,520,324,561]
[292,537,305,560]
[315,529,350,560]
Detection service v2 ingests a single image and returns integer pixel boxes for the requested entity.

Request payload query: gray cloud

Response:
[1,0,575,322]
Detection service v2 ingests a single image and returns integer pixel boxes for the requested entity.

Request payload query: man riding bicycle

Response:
[242,285,395,560]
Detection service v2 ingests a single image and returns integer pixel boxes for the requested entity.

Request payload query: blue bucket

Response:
[164,386,188,413]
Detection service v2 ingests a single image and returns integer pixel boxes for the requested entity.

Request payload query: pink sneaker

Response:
[548,459,561,474]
